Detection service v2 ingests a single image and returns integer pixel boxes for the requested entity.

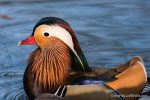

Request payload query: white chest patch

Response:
[36,24,84,69]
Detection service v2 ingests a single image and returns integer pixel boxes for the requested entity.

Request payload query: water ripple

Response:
[0,0,150,99]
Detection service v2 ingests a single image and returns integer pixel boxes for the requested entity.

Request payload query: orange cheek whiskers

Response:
[24,37,71,94]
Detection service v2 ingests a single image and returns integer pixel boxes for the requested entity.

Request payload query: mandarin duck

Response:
[19,17,147,100]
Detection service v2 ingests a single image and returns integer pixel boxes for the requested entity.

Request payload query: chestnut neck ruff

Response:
[24,37,71,97]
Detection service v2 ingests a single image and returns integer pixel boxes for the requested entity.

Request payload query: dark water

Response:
[0,0,150,99]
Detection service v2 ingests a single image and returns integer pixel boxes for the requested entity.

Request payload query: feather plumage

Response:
[23,37,71,99]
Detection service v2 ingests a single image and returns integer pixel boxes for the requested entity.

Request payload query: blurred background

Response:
[0,0,150,99]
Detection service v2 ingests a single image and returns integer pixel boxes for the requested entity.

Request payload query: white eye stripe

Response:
[39,25,74,48]
[38,24,85,70]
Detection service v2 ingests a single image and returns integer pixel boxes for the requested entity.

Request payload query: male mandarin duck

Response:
[19,17,147,100]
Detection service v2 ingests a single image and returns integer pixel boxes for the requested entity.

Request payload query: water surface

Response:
[0,0,150,99]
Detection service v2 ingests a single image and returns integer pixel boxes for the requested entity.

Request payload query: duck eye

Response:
[44,32,49,37]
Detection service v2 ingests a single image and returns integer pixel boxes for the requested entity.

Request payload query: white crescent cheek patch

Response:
[40,25,85,70]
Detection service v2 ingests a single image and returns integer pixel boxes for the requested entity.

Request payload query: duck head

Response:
[19,17,91,99]
[19,17,90,71]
